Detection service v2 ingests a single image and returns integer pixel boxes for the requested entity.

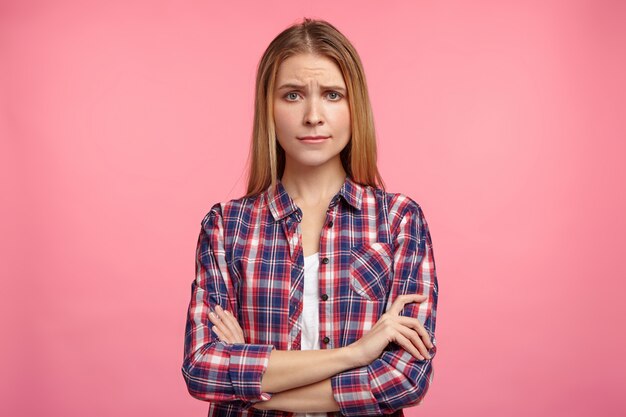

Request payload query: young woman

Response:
[182,18,439,417]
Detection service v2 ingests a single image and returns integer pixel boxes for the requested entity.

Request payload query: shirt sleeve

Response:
[181,204,275,407]
[331,199,439,416]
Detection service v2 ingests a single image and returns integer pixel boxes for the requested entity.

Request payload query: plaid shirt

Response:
[182,175,439,417]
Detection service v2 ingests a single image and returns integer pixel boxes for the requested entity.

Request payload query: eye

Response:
[327,91,343,101]
[285,92,300,101]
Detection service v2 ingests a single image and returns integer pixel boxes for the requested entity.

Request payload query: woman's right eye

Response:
[285,92,300,101]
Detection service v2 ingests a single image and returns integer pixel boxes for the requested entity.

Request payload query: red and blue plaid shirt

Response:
[182,175,439,417]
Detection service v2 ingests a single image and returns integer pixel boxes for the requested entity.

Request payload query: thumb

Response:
[388,293,428,315]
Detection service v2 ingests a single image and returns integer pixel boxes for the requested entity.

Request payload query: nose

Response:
[303,97,324,126]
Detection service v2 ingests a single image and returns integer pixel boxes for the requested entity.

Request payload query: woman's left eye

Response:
[327,91,342,100]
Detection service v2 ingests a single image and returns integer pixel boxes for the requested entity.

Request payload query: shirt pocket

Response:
[349,242,394,301]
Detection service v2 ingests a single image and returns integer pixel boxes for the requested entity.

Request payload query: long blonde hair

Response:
[243,18,385,197]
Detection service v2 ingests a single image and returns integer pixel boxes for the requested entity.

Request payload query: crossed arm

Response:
[183,201,438,415]
[209,294,433,413]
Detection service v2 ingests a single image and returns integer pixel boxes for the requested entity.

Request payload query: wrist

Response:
[252,399,274,411]
[339,344,366,369]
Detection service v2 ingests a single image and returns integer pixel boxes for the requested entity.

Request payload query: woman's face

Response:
[273,53,351,173]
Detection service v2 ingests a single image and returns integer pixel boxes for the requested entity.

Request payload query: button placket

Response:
[285,212,305,350]
[318,206,336,350]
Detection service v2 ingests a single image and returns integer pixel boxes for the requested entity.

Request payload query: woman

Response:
[182,18,439,417]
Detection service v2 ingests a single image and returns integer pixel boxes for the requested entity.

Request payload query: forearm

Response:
[254,378,340,413]
[207,304,365,395]
[260,346,362,393]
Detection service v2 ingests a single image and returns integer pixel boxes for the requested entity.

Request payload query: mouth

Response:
[298,135,330,143]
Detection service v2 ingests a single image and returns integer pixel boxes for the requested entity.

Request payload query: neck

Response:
[280,161,347,207]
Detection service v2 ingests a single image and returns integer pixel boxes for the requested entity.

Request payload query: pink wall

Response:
[2,1,625,416]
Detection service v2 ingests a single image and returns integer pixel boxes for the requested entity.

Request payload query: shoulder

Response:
[357,182,426,227]
[357,183,418,211]
[200,192,265,229]
[375,187,424,225]
[387,192,422,215]
[371,188,431,249]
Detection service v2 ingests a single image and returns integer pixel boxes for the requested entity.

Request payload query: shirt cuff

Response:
[228,343,274,403]
[331,365,382,416]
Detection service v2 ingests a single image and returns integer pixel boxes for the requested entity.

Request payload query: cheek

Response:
[273,104,296,132]
[335,105,351,133]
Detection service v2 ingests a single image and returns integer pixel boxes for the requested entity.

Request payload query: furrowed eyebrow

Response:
[276,83,347,93]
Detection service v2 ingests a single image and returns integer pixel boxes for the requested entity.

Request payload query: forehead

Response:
[275,53,345,84]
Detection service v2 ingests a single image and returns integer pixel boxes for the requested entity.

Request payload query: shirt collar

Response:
[266,175,363,222]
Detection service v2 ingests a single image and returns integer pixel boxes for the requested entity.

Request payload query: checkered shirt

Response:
[182,175,439,417]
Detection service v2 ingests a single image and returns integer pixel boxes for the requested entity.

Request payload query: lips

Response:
[298,136,330,140]
[298,135,330,143]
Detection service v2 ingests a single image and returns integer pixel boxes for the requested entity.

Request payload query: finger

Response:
[219,308,241,334]
[216,306,243,340]
[208,310,221,326]
[209,310,235,341]
[224,310,245,340]
[392,332,425,360]
[222,312,245,343]
[397,316,433,349]
[396,323,431,359]
[209,309,226,329]
[388,293,428,316]
[211,324,232,343]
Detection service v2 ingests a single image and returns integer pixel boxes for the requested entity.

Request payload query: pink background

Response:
[1,1,625,416]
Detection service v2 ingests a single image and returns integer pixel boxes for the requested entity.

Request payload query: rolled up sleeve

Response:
[182,204,274,406]
[331,199,439,416]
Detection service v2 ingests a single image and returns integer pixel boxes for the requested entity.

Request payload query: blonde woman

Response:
[182,18,439,417]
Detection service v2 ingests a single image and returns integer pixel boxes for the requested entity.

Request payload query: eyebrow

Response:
[276,83,347,93]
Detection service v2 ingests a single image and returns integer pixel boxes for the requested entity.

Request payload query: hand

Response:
[347,294,433,366]
[208,305,246,344]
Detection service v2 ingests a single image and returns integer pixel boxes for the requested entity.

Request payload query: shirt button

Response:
[320,293,329,301]
[322,336,330,344]
[321,257,329,264]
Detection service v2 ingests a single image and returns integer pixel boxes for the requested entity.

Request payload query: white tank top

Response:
[294,252,327,417]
